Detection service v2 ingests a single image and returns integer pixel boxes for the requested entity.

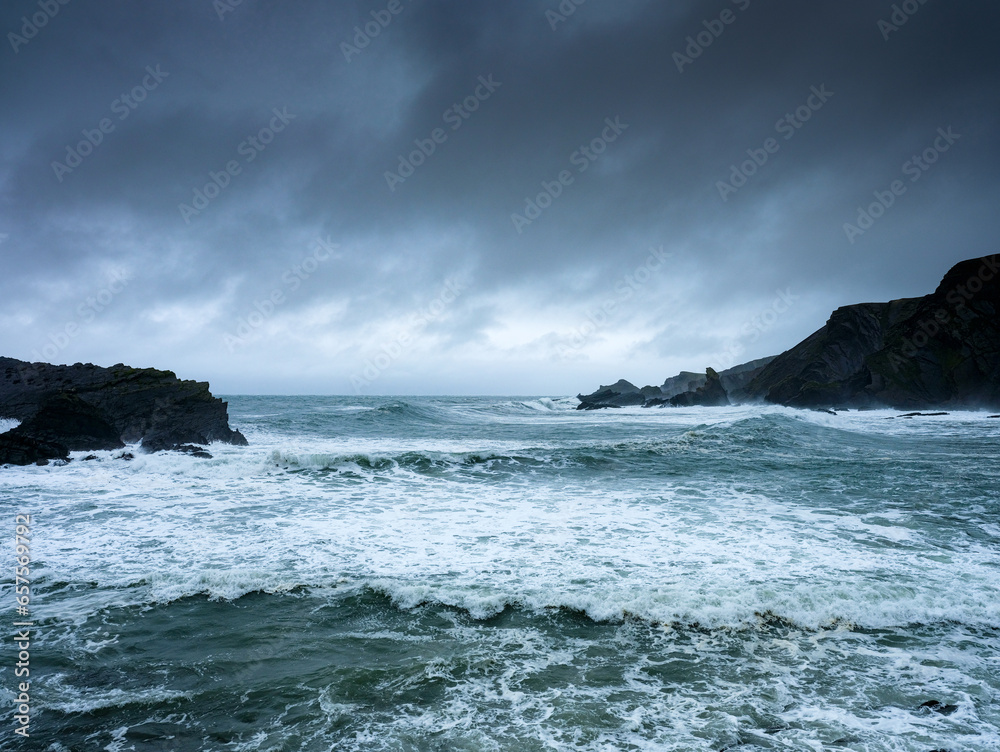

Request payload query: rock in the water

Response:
[168,444,213,459]
[0,434,69,466]
[743,256,1000,410]
[586,357,777,410]
[0,358,247,460]
[9,393,124,451]
[919,700,958,716]
[576,379,646,410]
[670,367,731,407]
[659,371,708,399]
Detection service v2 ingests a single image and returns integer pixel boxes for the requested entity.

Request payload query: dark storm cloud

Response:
[0,0,997,393]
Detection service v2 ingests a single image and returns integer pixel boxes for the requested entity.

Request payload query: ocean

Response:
[2,396,999,751]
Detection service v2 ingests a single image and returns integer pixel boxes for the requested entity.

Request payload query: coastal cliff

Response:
[743,256,1000,409]
[578,255,1000,411]
[0,358,247,465]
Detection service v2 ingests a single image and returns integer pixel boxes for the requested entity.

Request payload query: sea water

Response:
[1,397,998,751]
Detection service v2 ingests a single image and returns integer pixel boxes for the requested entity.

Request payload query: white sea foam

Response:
[4,403,999,635]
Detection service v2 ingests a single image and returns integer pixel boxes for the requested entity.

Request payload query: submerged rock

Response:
[919,700,958,716]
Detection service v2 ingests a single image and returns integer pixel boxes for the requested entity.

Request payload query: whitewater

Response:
[1,396,998,751]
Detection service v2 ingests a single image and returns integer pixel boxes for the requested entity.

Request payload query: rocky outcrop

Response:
[576,379,646,410]
[659,371,709,400]
[0,358,247,465]
[717,356,777,401]
[577,256,999,411]
[669,367,731,407]
[9,393,124,452]
[0,434,69,466]
[578,358,775,409]
[743,256,1000,409]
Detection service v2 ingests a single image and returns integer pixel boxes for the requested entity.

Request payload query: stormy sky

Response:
[1,0,997,395]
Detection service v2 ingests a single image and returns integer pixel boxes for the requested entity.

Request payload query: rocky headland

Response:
[578,255,1000,411]
[0,358,247,466]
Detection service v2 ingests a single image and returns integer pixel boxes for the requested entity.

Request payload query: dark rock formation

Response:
[576,379,646,410]
[9,393,124,451]
[580,358,775,410]
[659,371,709,400]
[669,367,731,407]
[0,433,69,466]
[919,700,958,716]
[0,358,247,464]
[172,444,213,459]
[743,256,1000,409]
[718,356,777,402]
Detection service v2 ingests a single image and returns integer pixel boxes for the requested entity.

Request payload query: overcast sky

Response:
[1,0,997,395]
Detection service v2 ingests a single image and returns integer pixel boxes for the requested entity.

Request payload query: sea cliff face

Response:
[744,256,1000,409]
[578,256,1000,411]
[0,358,247,465]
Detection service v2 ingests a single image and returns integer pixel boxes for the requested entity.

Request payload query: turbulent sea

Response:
[2,396,1000,751]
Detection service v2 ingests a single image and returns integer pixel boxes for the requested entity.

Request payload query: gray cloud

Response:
[1,0,998,394]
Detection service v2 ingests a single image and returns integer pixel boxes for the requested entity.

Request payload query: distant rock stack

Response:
[668,367,730,407]
[0,358,247,466]
[577,358,774,410]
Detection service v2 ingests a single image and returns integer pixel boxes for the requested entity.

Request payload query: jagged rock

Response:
[639,385,665,400]
[584,357,778,410]
[167,444,213,459]
[718,356,777,402]
[0,434,69,466]
[743,256,1000,409]
[0,358,247,459]
[670,367,731,407]
[659,371,708,399]
[9,393,124,451]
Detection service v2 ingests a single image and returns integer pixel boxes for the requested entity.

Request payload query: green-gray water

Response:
[2,397,998,751]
